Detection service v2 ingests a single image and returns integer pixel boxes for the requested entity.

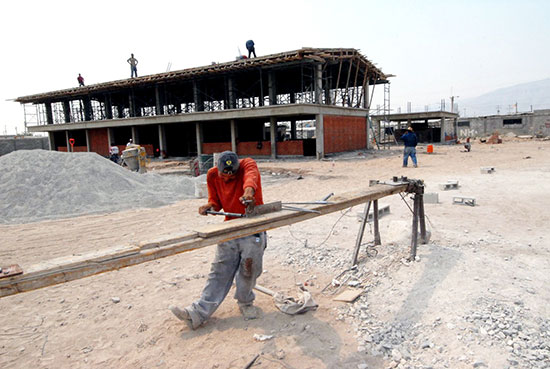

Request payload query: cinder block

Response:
[480,167,496,174]
[452,196,476,206]
[423,192,439,204]
[357,204,391,221]
[438,180,459,190]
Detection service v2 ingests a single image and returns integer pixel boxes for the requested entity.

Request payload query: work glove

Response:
[239,187,255,206]
[198,203,214,216]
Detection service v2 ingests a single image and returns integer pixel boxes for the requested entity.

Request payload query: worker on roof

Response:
[77,73,85,87]
[127,53,138,78]
[400,126,418,168]
[246,40,256,58]
[170,151,266,329]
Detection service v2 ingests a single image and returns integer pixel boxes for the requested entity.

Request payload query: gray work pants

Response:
[188,232,266,324]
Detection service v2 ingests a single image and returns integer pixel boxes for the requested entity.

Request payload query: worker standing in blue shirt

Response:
[400,126,418,168]
[246,40,256,58]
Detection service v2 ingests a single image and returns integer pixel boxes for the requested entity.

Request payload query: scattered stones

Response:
[111,297,121,303]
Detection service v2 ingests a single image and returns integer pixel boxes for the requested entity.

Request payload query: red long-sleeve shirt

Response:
[207,158,263,220]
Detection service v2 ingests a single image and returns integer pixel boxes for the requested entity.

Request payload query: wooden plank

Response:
[333,288,363,302]
[0,184,407,298]
[196,184,407,239]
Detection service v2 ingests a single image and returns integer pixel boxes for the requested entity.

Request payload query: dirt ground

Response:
[1,139,549,369]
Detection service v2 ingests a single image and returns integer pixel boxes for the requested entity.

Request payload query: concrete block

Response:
[480,167,495,174]
[438,180,459,191]
[423,192,439,204]
[452,196,476,207]
[357,204,390,222]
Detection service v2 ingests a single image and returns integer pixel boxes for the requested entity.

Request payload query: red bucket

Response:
[427,144,434,153]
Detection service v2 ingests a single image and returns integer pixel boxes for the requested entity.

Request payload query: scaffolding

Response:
[16,48,389,127]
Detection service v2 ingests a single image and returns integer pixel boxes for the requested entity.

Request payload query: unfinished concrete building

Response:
[16,48,388,159]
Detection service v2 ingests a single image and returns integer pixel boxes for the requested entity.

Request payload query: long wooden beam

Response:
[0,184,407,298]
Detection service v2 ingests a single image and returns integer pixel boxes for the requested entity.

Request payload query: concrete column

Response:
[45,103,54,125]
[158,124,167,157]
[65,131,71,152]
[129,91,136,117]
[48,132,55,151]
[104,95,113,119]
[85,129,90,152]
[259,69,264,107]
[227,77,236,109]
[268,71,276,105]
[440,118,445,143]
[291,119,297,140]
[315,63,323,104]
[63,101,71,123]
[363,79,370,109]
[230,119,237,153]
[193,80,203,112]
[155,85,164,116]
[290,92,295,104]
[84,129,91,152]
[270,117,277,159]
[83,97,92,121]
[315,114,324,159]
[107,128,113,147]
[132,126,138,144]
[195,123,203,156]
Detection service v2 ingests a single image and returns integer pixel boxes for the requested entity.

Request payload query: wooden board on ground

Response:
[333,288,363,302]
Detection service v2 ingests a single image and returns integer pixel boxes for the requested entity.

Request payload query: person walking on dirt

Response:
[464,137,471,152]
[127,53,138,78]
[170,151,266,329]
[401,126,418,168]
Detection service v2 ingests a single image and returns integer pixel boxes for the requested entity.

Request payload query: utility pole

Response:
[450,95,459,113]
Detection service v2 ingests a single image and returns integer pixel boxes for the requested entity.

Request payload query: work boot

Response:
[239,304,259,320]
[169,305,201,330]
[414,164,418,168]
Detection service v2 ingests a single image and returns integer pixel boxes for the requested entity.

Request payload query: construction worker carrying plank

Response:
[170,151,266,329]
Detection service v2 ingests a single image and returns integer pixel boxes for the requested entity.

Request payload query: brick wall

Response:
[202,142,232,154]
[323,115,367,154]
[88,128,109,157]
[277,140,303,155]
[237,141,271,156]
[202,140,303,156]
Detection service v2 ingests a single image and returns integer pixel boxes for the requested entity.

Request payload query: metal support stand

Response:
[418,193,427,244]
[351,201,371,266]
[409,194,420,261]
[373,200,381,245]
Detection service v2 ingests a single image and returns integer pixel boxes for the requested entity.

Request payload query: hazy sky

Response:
[1,0,549,134]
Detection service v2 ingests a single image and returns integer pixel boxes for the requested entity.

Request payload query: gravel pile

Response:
[464,298,550,369]
[0,150,198,224]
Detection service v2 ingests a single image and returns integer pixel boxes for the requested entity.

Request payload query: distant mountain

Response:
[459,78,550,117]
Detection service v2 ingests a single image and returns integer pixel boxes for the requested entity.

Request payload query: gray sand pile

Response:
[0,150,198,224]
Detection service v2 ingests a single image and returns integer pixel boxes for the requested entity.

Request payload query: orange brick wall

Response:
[323,115,367,154]
[202,142,232,154]
[203,140,302,156]
[277,140,303,155]
[88,128,110,157]
[237,141,271,156]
